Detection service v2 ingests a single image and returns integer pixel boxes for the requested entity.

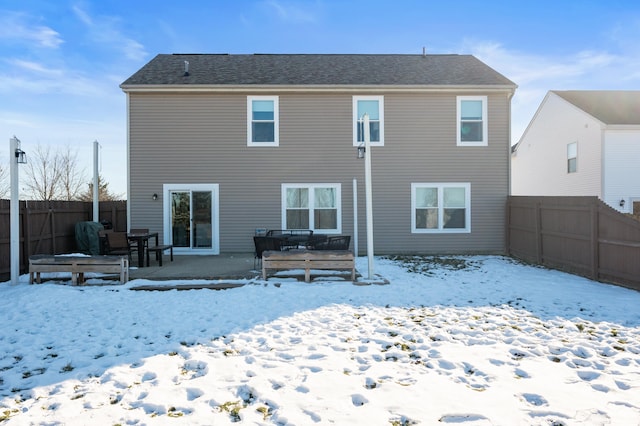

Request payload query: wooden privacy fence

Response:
[507,196,640,291]
[0,200,127,281]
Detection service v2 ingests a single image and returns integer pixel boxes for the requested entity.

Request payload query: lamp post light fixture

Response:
[15,148,27,164]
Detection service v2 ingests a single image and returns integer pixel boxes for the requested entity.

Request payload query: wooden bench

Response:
[146,245,174,266]
[29,255,129,285]
[262,249,355,282]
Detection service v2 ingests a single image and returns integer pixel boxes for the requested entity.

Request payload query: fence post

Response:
[590,200,599,280]
[18,201,26,273]
[535,200,542,264]
[505,197,511,255]
[50,206,57,254]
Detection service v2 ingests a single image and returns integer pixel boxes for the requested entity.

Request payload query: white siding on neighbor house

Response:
[603,129,640,212]
[512,93,603,197]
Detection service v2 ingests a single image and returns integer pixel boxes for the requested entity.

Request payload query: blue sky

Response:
[2,0,640,196]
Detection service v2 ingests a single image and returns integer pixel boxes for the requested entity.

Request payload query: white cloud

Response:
[460,40,640,143]
[0,11,63,48]
[262,0,318,23]
[8,59,64,77]
[71,3,147,61]
[0,71,108,97]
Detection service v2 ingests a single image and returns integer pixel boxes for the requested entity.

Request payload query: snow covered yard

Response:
[0,255,639,425]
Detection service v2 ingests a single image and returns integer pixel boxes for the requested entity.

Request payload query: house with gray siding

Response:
[120,54,517,255]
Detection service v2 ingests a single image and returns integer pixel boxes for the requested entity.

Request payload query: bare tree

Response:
[0,162,9,199]
[59,146,87,201]
[23,144,63,201]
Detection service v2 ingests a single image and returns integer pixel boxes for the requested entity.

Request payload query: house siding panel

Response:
[129,91,510,254]
[512,93,603,197]
[603,130,640,208]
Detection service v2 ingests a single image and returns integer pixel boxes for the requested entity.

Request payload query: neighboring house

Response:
[120,54,517,255]
[512,90,640,213]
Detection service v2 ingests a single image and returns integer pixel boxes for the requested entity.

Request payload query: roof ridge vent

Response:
[183,60,190,76]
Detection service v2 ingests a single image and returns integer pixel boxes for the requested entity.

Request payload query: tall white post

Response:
[10,137,21,285]
[93,140,99,223]
[363,114,375,279]
[352,178,358,257]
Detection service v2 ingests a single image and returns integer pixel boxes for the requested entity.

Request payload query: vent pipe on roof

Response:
[422,46,426,56]
[184,60,190,76]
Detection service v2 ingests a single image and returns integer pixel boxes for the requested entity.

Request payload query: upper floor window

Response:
[567,142,577,173]
[353,96,384,146]
[282,183,341,233]
[411,183,471,233]
[248,96,279,146]
[457,96,488,146]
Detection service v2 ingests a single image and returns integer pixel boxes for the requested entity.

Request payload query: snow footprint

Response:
[181,360,208,380]
[141,371,156,382]
[439,413,491,423]
[351,394,369,406]
[514,368,530,379]
[364,377,378,389]
[186,387,203,401]
[577,370,600,382]
[520,393,548,407]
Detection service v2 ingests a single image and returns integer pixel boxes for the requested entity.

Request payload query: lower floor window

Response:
[411,183,470,233]
[282,184,341,233]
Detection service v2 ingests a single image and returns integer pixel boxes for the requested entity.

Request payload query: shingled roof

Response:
[120,54,516,89]
[552,90,640,125]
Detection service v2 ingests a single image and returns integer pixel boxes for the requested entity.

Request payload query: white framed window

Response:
[247,96,279,146]
[567,142,577,173]
[457,96,488,146]
[353,96,384,146]
[282,183,341,233]
[411,183,471,233]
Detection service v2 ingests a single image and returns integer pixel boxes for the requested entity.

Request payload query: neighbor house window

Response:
[567,142,577,173]
[248,96,279,146]
[457,96,488,146]
[411,183,471,233]
[282,184,341,233]
[353,96,384,146]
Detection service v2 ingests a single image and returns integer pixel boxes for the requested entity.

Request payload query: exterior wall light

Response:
[620,199,625,208]
[357,144,365,159]
[152,193,158,200]
[15,148,27,164]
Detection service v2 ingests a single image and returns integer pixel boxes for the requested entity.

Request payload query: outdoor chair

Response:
[311,235,351,251]
[98,229,113,255]
[105,231,137,264]
[253,236,284,269]
[266,229,313,250]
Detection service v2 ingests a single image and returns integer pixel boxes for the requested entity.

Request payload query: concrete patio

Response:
[128,253,260,281]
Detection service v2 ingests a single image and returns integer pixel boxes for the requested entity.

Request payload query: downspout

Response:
[126,92,131,231]
[507,90,515,255]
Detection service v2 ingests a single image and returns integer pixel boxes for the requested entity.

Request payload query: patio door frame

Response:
[162,183,220,255]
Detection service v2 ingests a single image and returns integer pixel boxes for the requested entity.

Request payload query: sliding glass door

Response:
[164,184,219,254]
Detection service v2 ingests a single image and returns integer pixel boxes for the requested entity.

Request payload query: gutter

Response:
[120,84,517,94]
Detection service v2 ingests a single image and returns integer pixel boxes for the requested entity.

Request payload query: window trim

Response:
[457,96,488,146]
[247,95,279,147]
[411,182,471,233]
[567,142,577,173]
[281,183,342,234]
[353,96,384,147]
